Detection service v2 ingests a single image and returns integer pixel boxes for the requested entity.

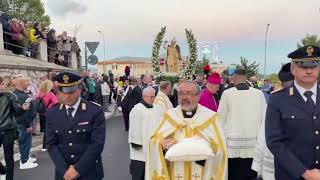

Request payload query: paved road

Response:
[13,115,131,180]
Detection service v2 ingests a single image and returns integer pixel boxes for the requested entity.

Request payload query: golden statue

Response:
[163,39,181,73]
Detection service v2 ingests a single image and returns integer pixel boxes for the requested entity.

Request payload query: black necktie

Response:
[304,91,315,110]
[67,107,75,119]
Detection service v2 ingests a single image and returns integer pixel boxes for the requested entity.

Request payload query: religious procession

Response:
[1,1,320,180]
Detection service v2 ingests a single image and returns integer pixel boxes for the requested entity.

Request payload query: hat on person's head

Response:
[288,45,320,68]
[278,63,294,82]
[234,69,246,76]
[207,72,222,85]
[53,72,82,93]
[203,64,211,75]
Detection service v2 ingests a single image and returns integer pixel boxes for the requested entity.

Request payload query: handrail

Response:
[3,31,74,57]
[2,31,75,65]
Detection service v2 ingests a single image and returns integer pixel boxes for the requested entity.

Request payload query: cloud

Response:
[46,0,87,17]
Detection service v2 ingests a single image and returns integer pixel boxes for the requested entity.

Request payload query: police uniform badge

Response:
[307,46,314,56]
[289,87,294,96]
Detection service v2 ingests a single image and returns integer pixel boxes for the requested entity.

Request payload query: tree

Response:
[267,73,279,84]
[0,0,50,27]
[236,57,260,78]
[297,34,320,48]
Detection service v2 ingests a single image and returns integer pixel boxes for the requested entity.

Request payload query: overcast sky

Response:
[42,0,320,73]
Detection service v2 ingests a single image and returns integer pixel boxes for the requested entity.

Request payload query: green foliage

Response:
[0,0,50,27]
[184,29,198,79]
[221,69,228,78]
[151,26,166,77]
[155,75,179,85]
[236,57,260,78]
[267,73,279,84]
[297,34,320,48]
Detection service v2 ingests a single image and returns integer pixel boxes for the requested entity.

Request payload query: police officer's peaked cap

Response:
[278,63,294,83]
[54,72,82,93]
[288,45,320,67]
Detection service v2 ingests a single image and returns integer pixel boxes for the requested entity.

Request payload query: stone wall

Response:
[0,53,71,86]
[0,68,48,85]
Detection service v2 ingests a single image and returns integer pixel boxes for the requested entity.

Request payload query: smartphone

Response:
[25,98,33,103]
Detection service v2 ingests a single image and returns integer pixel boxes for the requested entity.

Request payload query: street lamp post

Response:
[264,24,270,79]
[98,31,106,60]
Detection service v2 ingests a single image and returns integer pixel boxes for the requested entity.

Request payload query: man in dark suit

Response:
[120,78,133,131]
[266,45,320,180]
[46,72,106,180]
[131,78,143,108]
[141,74,152,89]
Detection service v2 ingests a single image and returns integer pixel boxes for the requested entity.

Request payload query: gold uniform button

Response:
[71,155,75,158]
[69,143,73,146]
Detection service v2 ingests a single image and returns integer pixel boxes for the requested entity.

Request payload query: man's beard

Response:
[180,100,197,111]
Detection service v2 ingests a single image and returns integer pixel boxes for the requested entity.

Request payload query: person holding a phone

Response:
[12,74,39,170]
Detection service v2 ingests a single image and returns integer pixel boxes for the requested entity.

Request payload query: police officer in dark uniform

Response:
[46,72,106,180]
[266,45,320,179]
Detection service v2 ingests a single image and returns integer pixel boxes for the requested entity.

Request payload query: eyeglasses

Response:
[177,91,197,97]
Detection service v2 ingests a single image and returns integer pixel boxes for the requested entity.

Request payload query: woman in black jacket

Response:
[0,76,30,180]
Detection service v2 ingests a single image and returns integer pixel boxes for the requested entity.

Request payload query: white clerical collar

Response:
[294,81,317,102]
[65,97,81,117]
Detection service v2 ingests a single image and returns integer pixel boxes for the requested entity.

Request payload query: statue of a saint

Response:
[163,39,182,73]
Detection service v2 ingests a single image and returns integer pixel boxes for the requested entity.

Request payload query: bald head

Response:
[160,81,172,95]
[14,76,29,91]
[177,80,201,95]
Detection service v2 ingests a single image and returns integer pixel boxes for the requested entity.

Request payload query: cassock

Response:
[199,88,218,112]
[146,105,227,180]
[128,102,161,179]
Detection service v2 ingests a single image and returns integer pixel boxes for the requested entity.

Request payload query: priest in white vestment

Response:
[129,87,161,180]
[153,81,174,116]
[146,81,227,180]
[218,69,266,180]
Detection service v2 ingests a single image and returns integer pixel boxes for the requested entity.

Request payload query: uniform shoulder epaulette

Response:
[90,101,102,107]
[270,88,284,94]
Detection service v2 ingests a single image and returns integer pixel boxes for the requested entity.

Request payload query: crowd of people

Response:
[0,12,81,68]
[0,44,319,180]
